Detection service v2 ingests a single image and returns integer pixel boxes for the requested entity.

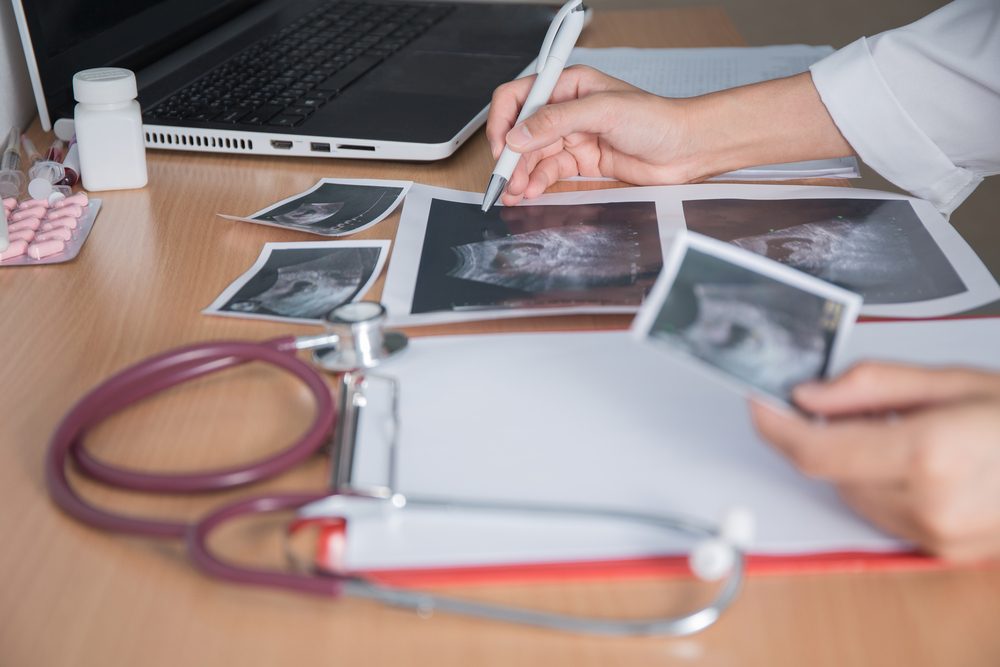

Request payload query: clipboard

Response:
[293,319,1000,585]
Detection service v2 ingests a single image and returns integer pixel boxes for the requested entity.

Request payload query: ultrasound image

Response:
[682,198,966,304]
[222,247,381,320]
[256,183,403,235]
[411,200,662,313]
[650,247,844,401]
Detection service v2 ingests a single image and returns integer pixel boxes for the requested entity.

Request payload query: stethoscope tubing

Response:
[45,337,336,538]
[45,332,746,635]
[186,489,744,635]
[186,491,346,595]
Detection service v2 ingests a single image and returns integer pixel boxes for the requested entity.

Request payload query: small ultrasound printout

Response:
[632,231,862,407]
[204,240,390,325]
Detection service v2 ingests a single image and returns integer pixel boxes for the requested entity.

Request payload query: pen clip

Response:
[535,0,584,73]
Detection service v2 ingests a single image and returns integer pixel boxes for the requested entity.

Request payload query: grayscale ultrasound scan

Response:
[682,198,966,304]
[411,200,663,313]
[255,182,404,235]
[647,243,850,402]
[222,247,382,319]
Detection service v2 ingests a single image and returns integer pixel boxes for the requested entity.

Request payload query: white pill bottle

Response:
[73,68,148,191]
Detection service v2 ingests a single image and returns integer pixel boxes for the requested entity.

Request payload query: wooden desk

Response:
[2,8,998,666]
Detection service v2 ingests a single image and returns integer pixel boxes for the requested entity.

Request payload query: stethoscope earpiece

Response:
[689,538,735,582]
[688,507,754,582]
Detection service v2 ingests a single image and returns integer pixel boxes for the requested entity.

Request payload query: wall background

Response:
[0,0,994,287]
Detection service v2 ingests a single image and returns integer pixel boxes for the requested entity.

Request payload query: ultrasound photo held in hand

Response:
[633,232,862,405]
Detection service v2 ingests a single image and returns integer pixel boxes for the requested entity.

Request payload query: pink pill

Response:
[41,217,79,231]
[51,192,89,208]
[46,204,84,220]
[8,229,36,243]
[0,239,28,261]
[17,198,50,210]
[11,206,46,221]
[8,218,42,232]
[27,239,66,259]
[34,227,72,242]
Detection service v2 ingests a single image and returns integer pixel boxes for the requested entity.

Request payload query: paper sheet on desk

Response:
[383,183,999,323]
[567,46,859,180]
[328,318,1000,571]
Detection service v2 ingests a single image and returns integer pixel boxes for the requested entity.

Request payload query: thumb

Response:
[792,361,998,417]
[505,95,614,153]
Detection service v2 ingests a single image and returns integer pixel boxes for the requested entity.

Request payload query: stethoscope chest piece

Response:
[312,301,408,372]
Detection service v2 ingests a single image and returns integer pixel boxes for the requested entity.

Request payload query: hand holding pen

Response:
[481,0,587,212]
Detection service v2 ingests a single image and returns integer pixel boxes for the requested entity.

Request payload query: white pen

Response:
[481,0,587,213]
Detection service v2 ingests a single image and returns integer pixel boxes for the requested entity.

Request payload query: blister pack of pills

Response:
[1,192,101,266]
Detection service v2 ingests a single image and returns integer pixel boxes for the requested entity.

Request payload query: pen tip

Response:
[481,175,508,213]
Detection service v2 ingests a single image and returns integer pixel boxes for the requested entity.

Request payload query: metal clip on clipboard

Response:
[328,371,402,501]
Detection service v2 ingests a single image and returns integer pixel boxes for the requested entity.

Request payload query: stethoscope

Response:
[45,300,750,637]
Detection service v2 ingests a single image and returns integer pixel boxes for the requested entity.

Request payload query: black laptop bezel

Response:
[17,0,263,124]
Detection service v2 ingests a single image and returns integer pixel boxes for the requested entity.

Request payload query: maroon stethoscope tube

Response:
[186,491,348,595]
[44,337,337,539]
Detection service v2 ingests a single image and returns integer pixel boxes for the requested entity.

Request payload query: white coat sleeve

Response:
[809,0,1000,215]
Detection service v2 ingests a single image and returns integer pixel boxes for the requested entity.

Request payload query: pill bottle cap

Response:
[73,68,138,105]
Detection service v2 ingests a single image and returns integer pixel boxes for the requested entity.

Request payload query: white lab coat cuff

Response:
[809,37,982,216]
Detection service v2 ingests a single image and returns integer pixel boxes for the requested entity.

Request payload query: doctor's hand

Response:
[750,362,1000,562]
[486,66,695,206]
[486,66,854,206]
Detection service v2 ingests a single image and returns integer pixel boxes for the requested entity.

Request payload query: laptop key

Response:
[285,106,316,117]
[239,104,284,125]
[214,108,251,123]
[268,115,306,127]
[315,55,382,93]
[295,96,329,108]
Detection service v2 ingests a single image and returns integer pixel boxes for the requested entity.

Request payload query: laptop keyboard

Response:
[147,1,455,128]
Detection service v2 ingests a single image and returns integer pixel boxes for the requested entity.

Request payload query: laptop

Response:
[12,0,557,161]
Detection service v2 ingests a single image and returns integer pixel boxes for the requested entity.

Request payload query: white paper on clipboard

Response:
[330,318,1000,571]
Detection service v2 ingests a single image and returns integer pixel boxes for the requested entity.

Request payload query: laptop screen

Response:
[16,0,260,126]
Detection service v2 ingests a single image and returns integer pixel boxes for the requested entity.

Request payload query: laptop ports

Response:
[270,140,293,149]
[310,142,331,153]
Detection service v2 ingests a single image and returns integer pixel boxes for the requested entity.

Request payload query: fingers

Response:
[792,361,1000,418]
[836,483,925,546]
[502,145,550,205]
[840,475,1000,563]
[486,66,635,159]
[504,95,618,155]
[522,150,581,199]
[750,401,914,482]
[754,383,1000,563]
[487,75,538,158]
